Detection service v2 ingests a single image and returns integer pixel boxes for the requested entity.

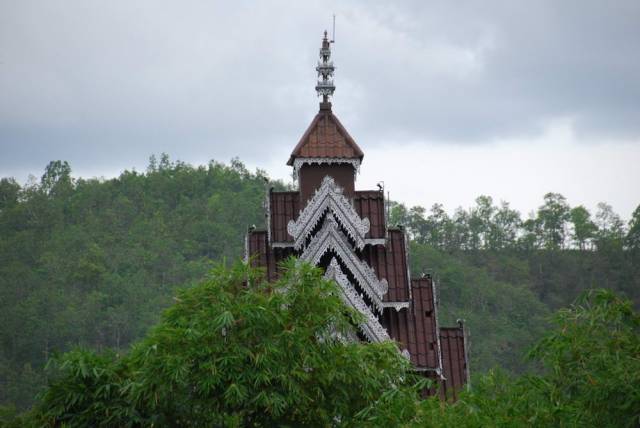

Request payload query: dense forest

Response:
[1,156,638,412]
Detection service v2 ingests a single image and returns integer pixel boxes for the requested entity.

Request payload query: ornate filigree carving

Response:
[300,215,387,312]
[382,301,410,311]
[287,176,369,250]
[324,258,390,343]
[292,157,361,178]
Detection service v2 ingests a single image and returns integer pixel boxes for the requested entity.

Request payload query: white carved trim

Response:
[382,301,410,311]
[432,278,444,378]
[324,258,390,343]
[458,319,471,388]
[413,367,441,373]
[292,157,361,178]
[243,232,249,263]
[288,176,369,250]
[300,215,387,312]
[265,189,272,243]
[270,242,294,248]
[403,228,413,301]
[365,238,386,246]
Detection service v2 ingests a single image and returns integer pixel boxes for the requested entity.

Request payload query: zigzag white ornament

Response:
[300,215,388,312]
[324,257,390,343]
[287,176,370,250]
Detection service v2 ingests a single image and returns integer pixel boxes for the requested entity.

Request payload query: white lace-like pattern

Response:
[292,157,361,178]
[287,176,370,250]
[300,215,388,312]
[324,258,390,343]
[382,301,411,311]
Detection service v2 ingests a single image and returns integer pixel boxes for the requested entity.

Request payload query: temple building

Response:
[245,31,469,399]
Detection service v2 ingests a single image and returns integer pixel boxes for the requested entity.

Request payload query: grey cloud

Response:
[340,0,640,143]
[0,0,638,178]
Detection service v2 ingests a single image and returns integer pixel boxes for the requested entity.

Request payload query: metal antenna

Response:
[331,14,336,43]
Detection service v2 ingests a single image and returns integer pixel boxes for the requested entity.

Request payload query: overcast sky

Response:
[1,1,639,218]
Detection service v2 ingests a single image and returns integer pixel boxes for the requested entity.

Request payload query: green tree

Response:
[527,289,640,426]
[537,192,570,250]
[426,203,452,249]
[569,205,597,250]
[450,207,472,250]
[0,156,278,410]
[0,178,20,212]
[487,201,521,250]
[388,201,410,228]
[415,290,640,427]
[626,204,640,251]
[519,215,542,251]
[29,260,424,427]
[595,202,625,248]
[407,205,428,243]
[468,195,494,250]
[40,160,73,196]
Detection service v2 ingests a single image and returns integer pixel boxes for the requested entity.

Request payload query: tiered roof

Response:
[245,31,469,400]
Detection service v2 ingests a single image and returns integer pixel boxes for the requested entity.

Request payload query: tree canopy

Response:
[416,290,640,427]
[1,156,638,420]
[5,269,638,427]
[24,260,424,427]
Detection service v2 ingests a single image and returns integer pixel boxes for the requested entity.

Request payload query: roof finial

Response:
[315,30,335,110]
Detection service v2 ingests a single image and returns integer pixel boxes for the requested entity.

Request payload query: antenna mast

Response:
[332,14,336,43]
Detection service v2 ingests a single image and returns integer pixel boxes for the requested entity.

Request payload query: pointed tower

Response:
[246,32,469,399]
[288,30,363,203]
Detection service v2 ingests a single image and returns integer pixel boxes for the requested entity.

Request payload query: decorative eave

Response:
[300,215,388,312]
[269,237,387,249]
[288,176,369,250]
[292,157,361,179]
[324,257,390,343]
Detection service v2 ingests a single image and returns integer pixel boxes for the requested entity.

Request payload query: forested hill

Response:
[1,156,639,410]
[0,156,281,409]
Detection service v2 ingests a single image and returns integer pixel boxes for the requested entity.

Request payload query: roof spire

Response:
[315,30,335,110]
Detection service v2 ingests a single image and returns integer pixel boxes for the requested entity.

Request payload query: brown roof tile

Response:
[269,191,300,243]
[287,107,364,165]
[440,325,468,401]
[246,229,294,282]
[361,229,409,302]
[353,191,385,239]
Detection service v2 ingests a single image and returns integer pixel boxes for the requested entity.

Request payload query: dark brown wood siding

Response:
[440,326,468,401]
[353,191,385,239]
[269,191,300,243]
[361,229,409,302]
[299,164,355,203]
[408,278,439,369]
[382,277,440,370]
[247,230,276,281]
[384,307,411,352]
[247,229,296,282]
